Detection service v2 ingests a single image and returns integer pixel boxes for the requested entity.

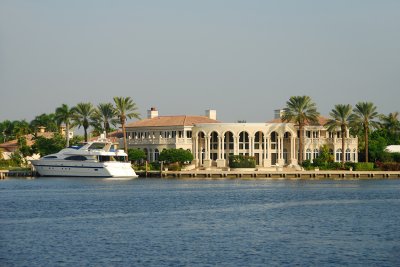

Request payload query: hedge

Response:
[354,162,375,171]
[229,155,256,168]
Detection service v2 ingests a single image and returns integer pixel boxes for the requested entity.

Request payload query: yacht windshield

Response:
[88,143,106,150]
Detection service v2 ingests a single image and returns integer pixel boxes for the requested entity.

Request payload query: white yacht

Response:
[31,137,138,178]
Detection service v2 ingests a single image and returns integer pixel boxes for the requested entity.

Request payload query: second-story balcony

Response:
[302,137,358,146]
[128,137,192,145]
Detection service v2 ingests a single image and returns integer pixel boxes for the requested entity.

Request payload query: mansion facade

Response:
[123,108,358,168]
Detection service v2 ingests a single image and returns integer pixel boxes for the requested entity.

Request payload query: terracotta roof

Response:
[267,116,329,126]
[0,132,55,152]
[89,130,123,142]
[125,116,220,128]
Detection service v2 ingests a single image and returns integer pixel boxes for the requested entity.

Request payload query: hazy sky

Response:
[1,0,399,124]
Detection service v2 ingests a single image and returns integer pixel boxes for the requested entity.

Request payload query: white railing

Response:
[128,137,191,145]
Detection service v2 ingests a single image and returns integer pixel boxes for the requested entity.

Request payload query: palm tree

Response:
[350,102,380,162]
[30,113,58,133]
[113,97,140,153]
[281,96,320,164]
[55,104,75,147]
[380,112,400,138]
[72,102,95,142]
[325,104,353,167]
[92,103,118,137]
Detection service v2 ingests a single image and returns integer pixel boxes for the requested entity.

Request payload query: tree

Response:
[325,104,353,167]
[55,104,75,147]
[30,113,58,133]
[159,148,194,164]
[350,102,380,162]
[113,97,140,153]
[13,120,31,138]
[128,148,146,163]
[91,103,118,137]
[281,96,320,164]
[72,102,95,142]
[31,134,66,156]
[380,112,400,142]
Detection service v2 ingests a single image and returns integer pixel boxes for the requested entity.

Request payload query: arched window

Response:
[336,149,342,162]
[155,149,159,161]
[353,149,357,162]
[239,132,249,150]
[313,149,319,159]
[306,149,312,160]
[346,149,351,161]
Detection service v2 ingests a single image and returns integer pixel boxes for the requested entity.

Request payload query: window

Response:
[186,131,192,138]
[43,156,57,159]
[88,143,106,150]
[65,155,87,161]
[313,149,319,159]
[346,149,351,161]
[306,149,312,160]
[336,149,342,162]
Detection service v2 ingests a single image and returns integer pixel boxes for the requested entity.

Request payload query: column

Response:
[249,136,253,156]
[217,136,221,160]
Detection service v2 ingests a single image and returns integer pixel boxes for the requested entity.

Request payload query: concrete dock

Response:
[154,170,400,179]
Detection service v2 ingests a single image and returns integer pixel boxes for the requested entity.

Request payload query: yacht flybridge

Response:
[31,136,138,178]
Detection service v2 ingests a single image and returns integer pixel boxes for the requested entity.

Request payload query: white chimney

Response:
[147,107,159,119]
[274,109,284,119]
[206,109,217,120]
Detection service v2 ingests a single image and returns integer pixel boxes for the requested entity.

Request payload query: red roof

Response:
[0,132,55,152]
[125,116,220,128]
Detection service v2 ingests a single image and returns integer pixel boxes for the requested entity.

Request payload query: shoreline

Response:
[2,169,400,180]
[139,170,400,180]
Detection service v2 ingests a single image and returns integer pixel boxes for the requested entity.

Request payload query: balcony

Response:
[128,137,191,145]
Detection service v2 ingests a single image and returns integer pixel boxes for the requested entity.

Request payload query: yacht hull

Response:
[31,160,138,178]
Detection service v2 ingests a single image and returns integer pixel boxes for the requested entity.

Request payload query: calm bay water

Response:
[1,178,400,266]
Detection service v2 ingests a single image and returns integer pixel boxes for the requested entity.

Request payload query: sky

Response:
[1,0,399,124]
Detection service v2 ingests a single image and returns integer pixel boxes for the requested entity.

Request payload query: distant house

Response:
[0,127,56,160]
[385,145,400,153]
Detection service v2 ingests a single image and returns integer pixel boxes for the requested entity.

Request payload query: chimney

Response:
[38,126,46,133]
[206,109,217,120]
[59,125,66,136]
[147,107,159,119]
[274,109,284,119]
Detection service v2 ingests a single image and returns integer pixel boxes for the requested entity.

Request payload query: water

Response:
[1,178,400,266]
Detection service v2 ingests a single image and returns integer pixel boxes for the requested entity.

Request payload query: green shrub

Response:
[391,153,400,163]
[159,149,193,164]
[128,149,146,162]
[345,162,356,170]
[301,159,312,169]
[229,155,256,168]
[354,162,375,171]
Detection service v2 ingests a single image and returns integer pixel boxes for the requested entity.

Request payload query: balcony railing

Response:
[128,137,191,145]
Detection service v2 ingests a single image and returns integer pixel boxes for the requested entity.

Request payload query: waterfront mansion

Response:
[123,108,358,168]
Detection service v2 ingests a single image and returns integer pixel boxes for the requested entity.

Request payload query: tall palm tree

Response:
[55,104,75,147]
[281,96,320,164]
[92,103,118,137]
[72,102,95,142]
[350,102,380,162]
[113,97,140,153]
[325,104,353,167]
